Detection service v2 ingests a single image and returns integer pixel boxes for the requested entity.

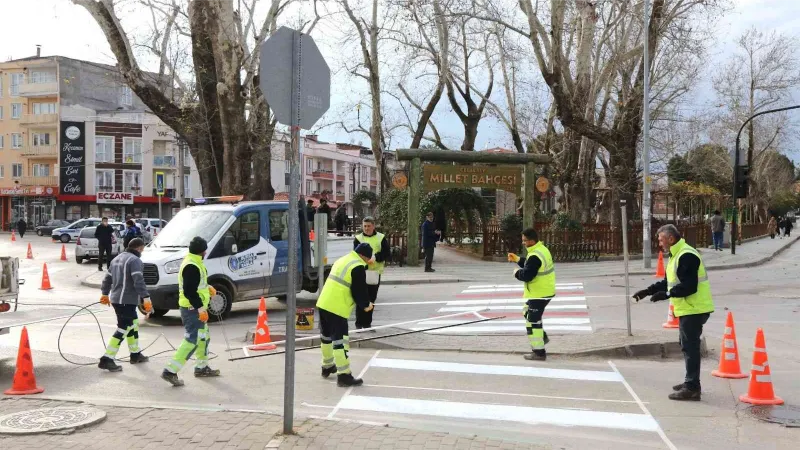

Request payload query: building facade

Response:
[0,51,200,228]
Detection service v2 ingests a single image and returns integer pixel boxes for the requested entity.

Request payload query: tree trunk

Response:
[462,118,479,151]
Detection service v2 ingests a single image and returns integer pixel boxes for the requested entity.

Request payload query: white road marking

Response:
[467,283,584,289]
[438,304,588,312]
[337,396,659,432]
[369,358,622,382]
[462,285,585,294]
[448,296,587,304]
[412,325,594,333]
[419,318,591,326]
[608,361,677,449]
[328,349,381,419]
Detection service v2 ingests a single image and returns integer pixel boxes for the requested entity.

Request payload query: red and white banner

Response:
[97,192,134,205]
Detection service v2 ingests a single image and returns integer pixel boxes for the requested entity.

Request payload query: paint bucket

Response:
[296,307,314,331]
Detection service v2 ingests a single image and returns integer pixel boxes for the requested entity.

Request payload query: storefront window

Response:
[10,198,25,225]
[28,197,54,227]
[90,204,122,221]
[66,206,82,222]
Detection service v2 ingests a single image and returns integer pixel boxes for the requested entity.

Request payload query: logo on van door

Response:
[228,252,257,271]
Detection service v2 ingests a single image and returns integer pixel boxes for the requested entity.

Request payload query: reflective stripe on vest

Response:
[522,241,556,299]
[178,254,211,309]
[666,239,714,317]
[316,251,367,318]
[356,232,385,274]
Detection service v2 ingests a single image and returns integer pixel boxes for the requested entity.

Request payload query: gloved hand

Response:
[198,308,209,323]
[513,268,520,277]
[364,302,374,312]
[650,291,669,302]
[142,297,153,313]
[507,253,520,263]
[208,286,217,297]
[100,295,110,306]
[632,290,649,302]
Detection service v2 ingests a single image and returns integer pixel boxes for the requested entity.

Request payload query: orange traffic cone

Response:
[654,251,666,278]
[60,244,67,262]
[39,263,52,291]
[662,303,679,328]
[26,243,34,259]
[11,230,16,242]
[252,297,277,351]
[739,328,783,405]
[712,311,748,379]
[309,229,316,241]
[4,326,45,395]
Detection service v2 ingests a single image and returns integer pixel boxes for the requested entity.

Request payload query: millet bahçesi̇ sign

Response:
[423,164,521,194]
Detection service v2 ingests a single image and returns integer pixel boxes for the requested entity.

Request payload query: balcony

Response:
[370,179,378,186]
[311,169,334,180]
[18,81,58,97]
[153,155,177,168]
[20,114,58,127]
[20,175,58,186]
[337,174,345,181]
[20,144,58,158]
[336,192,345,201]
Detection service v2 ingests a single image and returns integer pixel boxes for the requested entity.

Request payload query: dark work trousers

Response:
[524,298,551,355]
[98,243,113,269]
[679,312,710,391]
[319,308,351,374]
[356,276,380,328]
[424,246,435,270]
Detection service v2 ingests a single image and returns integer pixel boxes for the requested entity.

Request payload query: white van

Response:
[140,200,350,318]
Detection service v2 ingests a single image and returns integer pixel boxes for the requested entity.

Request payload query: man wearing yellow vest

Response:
[633,224,714,401]
[317,243,374,387]
[353,216,390,330]
[161,236,220,386]
[509,228,555,361]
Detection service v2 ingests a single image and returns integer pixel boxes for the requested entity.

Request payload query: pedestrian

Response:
[421,211,440,273]
[97,238,151,372]
[768,216,778,239]
[709,210,725,251]
[306,199,317,230]
[122,219,142,248]
[508,228,555,361]
[354,217,389,330]
[16,218,27,238]
[334,202,348,236]
[778,217,785,239]
[633,224,714,401]
[316,243,374,387]
[783,217,793,237]
[161,237,220,386]
[95,217,116,271]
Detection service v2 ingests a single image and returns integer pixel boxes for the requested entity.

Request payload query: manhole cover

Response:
[746,405,800,427]
[0,407,106,435]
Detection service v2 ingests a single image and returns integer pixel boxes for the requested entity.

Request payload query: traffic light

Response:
[735,165,749,199]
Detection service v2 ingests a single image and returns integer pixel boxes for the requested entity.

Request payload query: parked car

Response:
[51,218,104,243]
[75,225,124,264]
[136,218,168,236]
[35,220,70,236]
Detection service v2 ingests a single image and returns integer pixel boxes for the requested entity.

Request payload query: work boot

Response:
[672,382,686,391]
[425,268,435,273]
[161,370,185,386]
[129,352,149,364]
[98,266,103,271]
[523,352,546,361]
[337,373,364,387]
[321,366,337,379]
[98,356,122,372]
[194,366,221,377]
[668,387,701,401]
[544,334,550,345]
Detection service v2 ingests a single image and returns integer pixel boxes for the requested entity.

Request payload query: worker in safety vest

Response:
[161,236,220,386]
[316,243,374,387]
[353,216,390,330]
[509,228,555,361]
[633,224,714,401]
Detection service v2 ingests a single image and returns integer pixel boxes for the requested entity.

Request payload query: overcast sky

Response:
[4,0,799,151]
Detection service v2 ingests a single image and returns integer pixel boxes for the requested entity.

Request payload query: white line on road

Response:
[336,396,660,432]
[328,349,381,419]
[419,318,591,325]
[467,283,584,289]
[608,361,677,450]
[438,304,588,312]
[369,358,623,382]
[449,296,587,304]
[412,325,594,333]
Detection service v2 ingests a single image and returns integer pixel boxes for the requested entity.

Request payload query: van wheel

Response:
[209,283,233,320]
[75,256,83,264]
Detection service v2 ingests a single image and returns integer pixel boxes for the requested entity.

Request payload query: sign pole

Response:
[642,0,652,270]
[621,200,632,337]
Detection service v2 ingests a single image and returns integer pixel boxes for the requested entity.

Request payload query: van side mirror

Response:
[223,235,237,255]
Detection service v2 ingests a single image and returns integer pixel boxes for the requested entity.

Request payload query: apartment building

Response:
[0,49,200,228]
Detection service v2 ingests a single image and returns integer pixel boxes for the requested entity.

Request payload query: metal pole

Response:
[283,28,302,435]
[158,195,162,227]
[314,213,327,296]
[621,200,632,337]
[178,140,186,209]
[642,0,652,269]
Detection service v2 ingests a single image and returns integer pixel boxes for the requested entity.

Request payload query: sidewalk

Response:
[0,398,541,449]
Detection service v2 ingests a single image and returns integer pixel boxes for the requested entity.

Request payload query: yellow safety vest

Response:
[316,251,367,318]
[522,241,556,299]
[667,239,714,317]
[178,253,211,309]
[356,231,385,274]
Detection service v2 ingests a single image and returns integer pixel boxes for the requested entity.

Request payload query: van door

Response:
[219,208,274,301]
[265,208,290,296]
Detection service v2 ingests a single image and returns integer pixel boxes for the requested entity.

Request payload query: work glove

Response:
[507,253,520,263]
[208,286,217,297]
[198,308,209,323]
[100,295,110,306]
[142,297,153,314]
[650,291,670,302]
[513,268,520,277]
[632,290,649,302]
[364,302,374,312]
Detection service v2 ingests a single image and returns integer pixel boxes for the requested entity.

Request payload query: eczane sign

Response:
[97,192,134,205]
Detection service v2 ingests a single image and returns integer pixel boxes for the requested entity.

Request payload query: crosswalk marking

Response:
[438,304,587,312]
[444,296,586,305]
[413,325,594,333]
[337,396,660,432]
[420,318,591,326]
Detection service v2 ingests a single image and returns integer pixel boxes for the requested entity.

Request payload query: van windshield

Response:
[152,209,231,248]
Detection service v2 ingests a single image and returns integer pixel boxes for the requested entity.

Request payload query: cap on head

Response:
[189,236,208,255]
[354,243,373,259]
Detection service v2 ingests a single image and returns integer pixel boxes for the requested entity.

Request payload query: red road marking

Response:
[456,290,584,299]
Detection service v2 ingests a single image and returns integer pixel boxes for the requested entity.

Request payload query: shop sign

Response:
[97,192,134,205]
[0,186,57,196]
[60,121,86,195]
[423,164,522,194]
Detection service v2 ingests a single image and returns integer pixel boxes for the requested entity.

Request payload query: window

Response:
[95,170,114,192]
[32,133,50,146]
[30,71,55,84]
[184,174,190,197]
[119,85,132,106]
[284,160,290,173]
[11,103,21,119]
[123,138,142,163]
[362,167,368,179]
[0,106,3,119]
[350,183,355,193]
[95,136,114,162]
[316,182,321,192]
[0,136,3,149]
[306,158,313,172]
[0,76,3,98]
[269,210,289,241]
[305,180,311,193]
[225,211,260,254]
[10,73,23,96]
[33,103,56,115]
[123,170,142,194]
[12,163,23,178]
[32,164,50,177]
[0,166,4,178]
[11,133,22,149]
